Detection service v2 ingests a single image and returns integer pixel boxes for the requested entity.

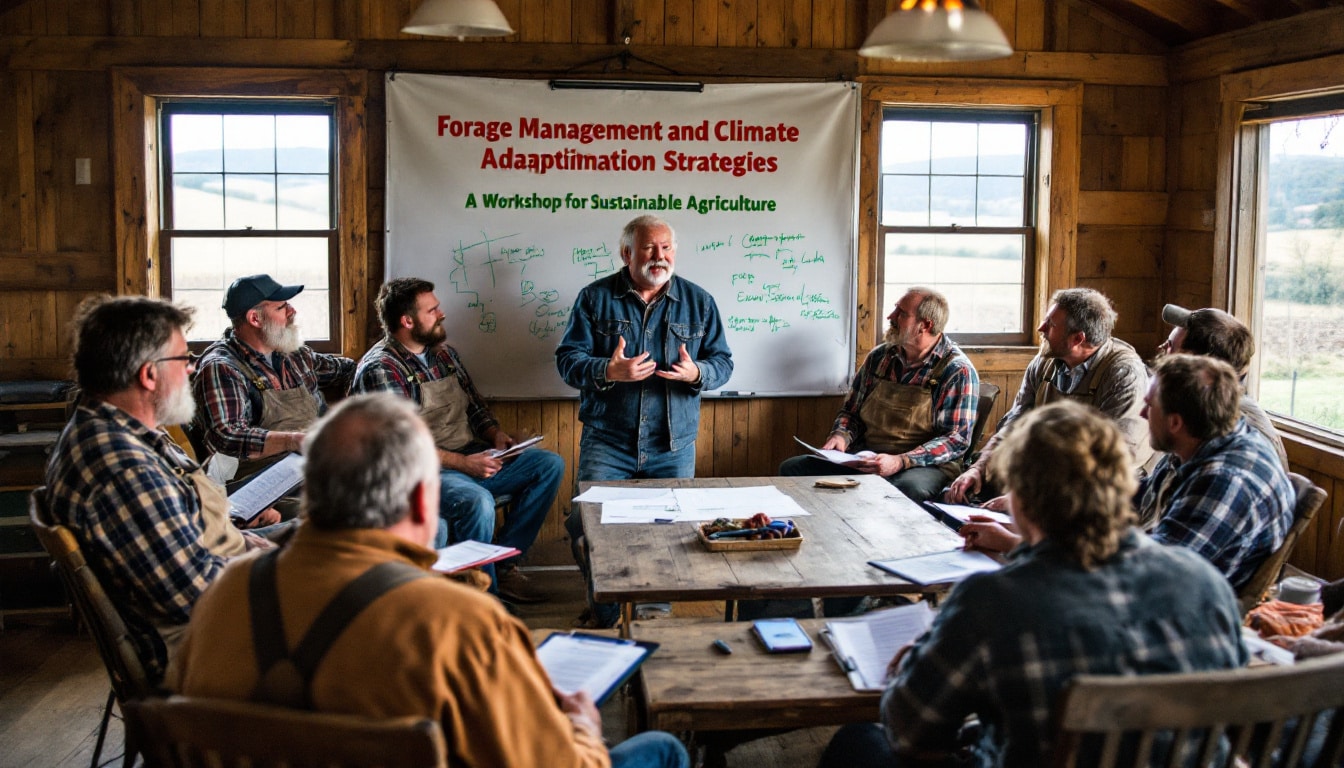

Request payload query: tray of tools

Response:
[697,514,802,552]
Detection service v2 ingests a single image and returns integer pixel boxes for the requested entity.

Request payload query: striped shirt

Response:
[832,334,979,466]
[45,402,225,680]
[192,329,354,459]
[350,337,498,444]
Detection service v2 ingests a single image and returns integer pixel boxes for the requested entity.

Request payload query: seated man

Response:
[1136,354,1293,589]
[781,287,979,503]
[820,401,1247,767]
[946,287,1152,507]
[45,296,273,682]
[192,274,354,500]
[1158,303,1288,469]
[351,278,562,603]
[168,394,688,768]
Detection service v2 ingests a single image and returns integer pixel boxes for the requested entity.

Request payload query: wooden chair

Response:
[1053,654,1344,767]
[1238,472,1328,614]
[967,381,1001,457]
[28,489,157,768]
[125,696,447,768]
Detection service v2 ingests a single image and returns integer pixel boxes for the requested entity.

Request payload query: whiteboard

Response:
[385,74,858,398]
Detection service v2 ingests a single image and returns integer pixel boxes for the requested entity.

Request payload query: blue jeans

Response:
[569,432,696,626]
[609,731,689,768]
[438,448,563,587]
[779,455,950,503]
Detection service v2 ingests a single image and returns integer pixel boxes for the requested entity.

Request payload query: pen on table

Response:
[711,639,733,655]
[654,518,675,524]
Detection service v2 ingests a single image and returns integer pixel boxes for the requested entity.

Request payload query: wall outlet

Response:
[75,158,91,185]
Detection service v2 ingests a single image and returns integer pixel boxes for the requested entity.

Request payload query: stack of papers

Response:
[821,603,935,691]
[869,549,1001,585]
[793,436,874,466]
[487,435,544,459]
[226,453,304,523]
[432,540,520,573]
[535,632,658,705]
[574,485,813,524]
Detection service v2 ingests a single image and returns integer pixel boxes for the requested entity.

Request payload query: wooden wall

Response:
[4,0,1339,576]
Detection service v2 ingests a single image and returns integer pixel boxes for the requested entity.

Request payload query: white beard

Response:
[638,260,674,288]
[155,381,197,426]
[262,316,303,354]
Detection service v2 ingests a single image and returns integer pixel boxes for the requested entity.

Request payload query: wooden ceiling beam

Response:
[1205,0,1271,23]
[1121,0,1219,37]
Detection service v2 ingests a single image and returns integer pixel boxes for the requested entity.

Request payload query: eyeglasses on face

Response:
[152,352,201,368]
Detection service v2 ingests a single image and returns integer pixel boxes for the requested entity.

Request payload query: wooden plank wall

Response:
[4,0,1341,576]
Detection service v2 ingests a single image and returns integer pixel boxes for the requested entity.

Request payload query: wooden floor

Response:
[0,567,837,768]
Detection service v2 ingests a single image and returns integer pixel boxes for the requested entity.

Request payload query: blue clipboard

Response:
[535,631,659,706]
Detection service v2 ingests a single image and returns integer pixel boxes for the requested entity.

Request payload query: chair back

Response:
[967,381,1001,456]
[28,489,155,703]
[125,696,447,768]
[1238,472,1327,614]
[1053,654,1344,767]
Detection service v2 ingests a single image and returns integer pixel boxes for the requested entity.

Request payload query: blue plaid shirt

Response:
[45,402,225,681]
[1139,420,1294,590]
[884,531,1247,767]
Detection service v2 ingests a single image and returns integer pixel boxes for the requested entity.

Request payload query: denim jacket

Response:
[556,270,733,452]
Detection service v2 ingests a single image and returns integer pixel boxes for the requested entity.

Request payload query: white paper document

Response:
[535,632,657,705]
[822,602,935,691]
[869,549,1001,585]
[487,435,544,459]
[670,486,812,521]
[600,499,682,524]
[432,540,520,573]
[227,453,305,523]
[793,436,875,465]
[927,502,1013,526]
[573,486,677,504]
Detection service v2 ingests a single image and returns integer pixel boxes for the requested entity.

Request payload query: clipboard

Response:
[535,631,659,706]
[818,628,872,691]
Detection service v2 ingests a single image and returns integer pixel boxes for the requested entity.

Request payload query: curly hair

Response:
[990,401,1136,569]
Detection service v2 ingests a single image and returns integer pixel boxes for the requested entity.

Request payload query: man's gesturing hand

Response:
[654,343,701,383]
[605,336,657,382]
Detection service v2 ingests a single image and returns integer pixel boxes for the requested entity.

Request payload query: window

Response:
[1248,106,1344,437]
[159,100,338,349]
[878,109,1038,344]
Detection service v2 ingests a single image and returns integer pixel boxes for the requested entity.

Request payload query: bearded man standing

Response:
[192,274,354,491]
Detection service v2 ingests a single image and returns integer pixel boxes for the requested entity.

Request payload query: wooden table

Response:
[579,475,964,629]
[632,618,880,732]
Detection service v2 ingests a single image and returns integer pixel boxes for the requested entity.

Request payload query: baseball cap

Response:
[223,274,304,319]
[1162,304,1237,328]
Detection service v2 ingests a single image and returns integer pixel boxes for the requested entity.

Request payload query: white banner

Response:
[386,74,858,398]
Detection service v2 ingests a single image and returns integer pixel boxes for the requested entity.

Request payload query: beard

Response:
[884,323,911,347]
[411,317,447,347]
[1040,336,1065,359]
[637,260,674,289]
[154,380,196,426]
[261,314,303,354]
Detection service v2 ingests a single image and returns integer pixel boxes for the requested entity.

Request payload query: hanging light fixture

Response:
[402,0,514,40]
[859,0,1012,62]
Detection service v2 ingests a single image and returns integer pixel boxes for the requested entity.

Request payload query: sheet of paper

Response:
[870,549,1001,585]
[487,435,544,459]
[535,633,651,705]
[793,436,876,465]
[227,453,305,522]
[928,502,1013,526]
[573,486,677,503]
[671,486,812,521]
[432,540,520,573]
[599,498,682,524]
[824,602,935,691]
[1241,627,1295,666]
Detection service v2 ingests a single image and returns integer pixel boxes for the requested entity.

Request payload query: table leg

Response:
[620,601,634,638]
[722,599,737,622]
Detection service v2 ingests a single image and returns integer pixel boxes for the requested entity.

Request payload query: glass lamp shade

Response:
[859,4,1012,62]
[402,0,515,38]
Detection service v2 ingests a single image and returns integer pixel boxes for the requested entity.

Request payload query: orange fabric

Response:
[1245,599,1324,641]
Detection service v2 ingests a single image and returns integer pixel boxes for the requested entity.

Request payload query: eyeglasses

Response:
[153,353,200,368]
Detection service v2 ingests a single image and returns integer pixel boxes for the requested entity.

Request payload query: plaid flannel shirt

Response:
[193,329,354,459]
[350,336,499,444]
[884,531,1247,767]
[831,334,979,466]
[45,402,225,680]
[1140,420,1294,590]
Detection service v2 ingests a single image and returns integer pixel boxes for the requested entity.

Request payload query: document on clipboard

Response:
[487,435,545,459]
[535,632,659,706]
[226,453,304,523]
[869,549,1002,585]
[820,602,935,692]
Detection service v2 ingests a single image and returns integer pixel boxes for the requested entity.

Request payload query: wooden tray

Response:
[697,521,803,552]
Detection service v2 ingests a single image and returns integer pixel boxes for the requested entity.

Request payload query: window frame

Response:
[110,68,368,358]
[1222,56,1344,450]
[876,106,1040,345]
[157,99,341,352]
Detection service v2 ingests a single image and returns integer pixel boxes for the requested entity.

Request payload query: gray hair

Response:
[302,394,439,531]
[70,295,194,397]
[907,287,950,336]
[620,215,677,253]
[1051,288,1117,346]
